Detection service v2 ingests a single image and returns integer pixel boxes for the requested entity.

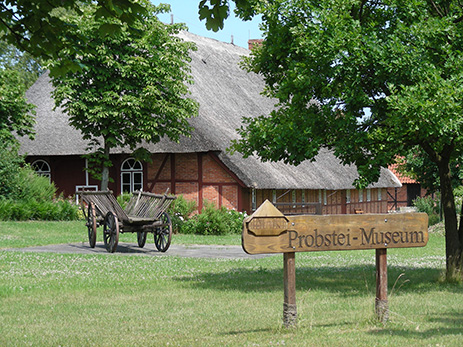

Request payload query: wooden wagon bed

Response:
[79,190,176,253]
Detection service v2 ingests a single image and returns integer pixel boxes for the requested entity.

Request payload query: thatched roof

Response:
[18,31,400,190]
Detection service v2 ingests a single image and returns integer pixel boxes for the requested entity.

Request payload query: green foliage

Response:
[116,193,132,210]
[198,0,259,31]
[226,0,463,272]
[0,40,43,89]
[0,0,147,75]
[413,196,440,226]
[51,2,198,189]
[15,169,56,202]
[181,202,245,235]
[0,68,35,143]
[0,143,24,199]
[168,195,198,234]
[0,198,79,221]
[0,143,79,221]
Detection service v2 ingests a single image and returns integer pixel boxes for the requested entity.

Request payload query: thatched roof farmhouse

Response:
[18,31,400,214]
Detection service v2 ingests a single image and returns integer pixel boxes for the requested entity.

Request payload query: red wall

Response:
[147,152,244,212]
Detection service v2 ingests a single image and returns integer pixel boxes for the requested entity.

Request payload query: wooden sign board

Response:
[243,200,428,255]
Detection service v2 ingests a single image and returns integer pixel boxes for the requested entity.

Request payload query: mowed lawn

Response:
[0,221,462,346]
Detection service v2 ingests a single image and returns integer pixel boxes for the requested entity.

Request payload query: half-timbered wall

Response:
[26,154,388,215]
[253,188,388,215]
[147,152,245,212]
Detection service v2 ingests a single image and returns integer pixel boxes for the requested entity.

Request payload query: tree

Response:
[1,0,148,150]
[399,148,463,195]
[198,0,258,31]
[51,2,198,191]
[0,40,40,145]
[220,0,463,277]
[0,40,43,89]
[0,0,147,75]
[0,67,35,143]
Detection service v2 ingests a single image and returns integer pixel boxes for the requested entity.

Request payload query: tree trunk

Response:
[100,141,111,191]
[438,159,462,276]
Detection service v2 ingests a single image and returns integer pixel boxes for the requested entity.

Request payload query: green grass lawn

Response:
[0,220,242,248]
[0,221,462,346]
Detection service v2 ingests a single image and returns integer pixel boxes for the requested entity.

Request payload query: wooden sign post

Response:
[242,200,429,327]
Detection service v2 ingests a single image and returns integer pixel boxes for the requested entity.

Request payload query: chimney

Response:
[248,39,263,50]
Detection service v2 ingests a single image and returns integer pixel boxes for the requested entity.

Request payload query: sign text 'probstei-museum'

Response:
[242,200,428,255]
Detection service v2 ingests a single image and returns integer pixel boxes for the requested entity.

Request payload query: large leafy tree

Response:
[210,0,463,277]
[1,0,146,153]
[51,2,198,191]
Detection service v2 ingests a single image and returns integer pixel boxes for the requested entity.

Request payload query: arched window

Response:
[121,158,143,193]
[31,160,51,182]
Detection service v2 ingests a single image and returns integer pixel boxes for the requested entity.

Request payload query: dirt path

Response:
[5,242,272,259]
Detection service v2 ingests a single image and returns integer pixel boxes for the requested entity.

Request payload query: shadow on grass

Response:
[370,311,463,338]
[174,265,455,296]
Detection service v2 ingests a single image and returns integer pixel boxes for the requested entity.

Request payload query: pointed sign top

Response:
[245,200,289,236]
[251,199,286,218]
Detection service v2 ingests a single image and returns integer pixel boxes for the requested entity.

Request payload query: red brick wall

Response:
[202,155,235,183]
[147,152,242,212]
[176,153,198,180]
[222,185,239,209]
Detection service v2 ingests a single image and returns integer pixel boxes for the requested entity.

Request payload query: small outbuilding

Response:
[18,31,401,215]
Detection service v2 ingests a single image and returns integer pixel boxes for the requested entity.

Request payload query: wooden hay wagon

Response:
[79,190,176,253]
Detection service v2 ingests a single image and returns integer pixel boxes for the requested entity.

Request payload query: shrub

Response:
[0,143,23,199]
[16,168,56,202]
[413,195,440,226]
[180,202,245,235]
[168,195,197,234]
[0,144,80,221]
[0,198,79,221]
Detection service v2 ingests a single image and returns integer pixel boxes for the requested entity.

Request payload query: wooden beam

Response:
[283,252,297,327]
[375,248,388,323]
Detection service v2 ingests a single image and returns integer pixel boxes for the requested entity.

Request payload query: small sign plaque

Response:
[245,200,289,236]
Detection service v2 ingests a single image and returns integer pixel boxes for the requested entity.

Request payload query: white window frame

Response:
[120,158,143,193]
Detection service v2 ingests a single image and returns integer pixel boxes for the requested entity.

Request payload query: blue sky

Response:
[151,1,263,49]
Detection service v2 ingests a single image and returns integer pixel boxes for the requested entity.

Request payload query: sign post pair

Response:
[242,200,429,327]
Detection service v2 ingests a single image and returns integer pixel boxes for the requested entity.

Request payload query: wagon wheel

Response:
[154,212,172,252]
[137,231,147,248]
[87,202,97,248]
[103,212,119,253]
